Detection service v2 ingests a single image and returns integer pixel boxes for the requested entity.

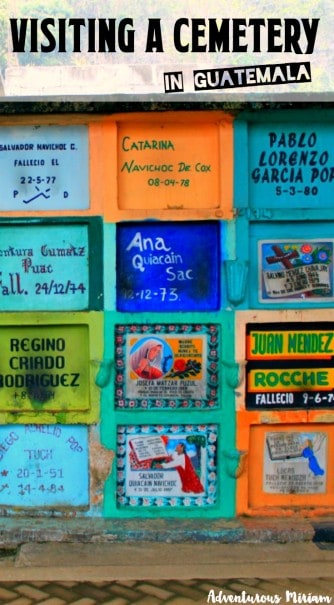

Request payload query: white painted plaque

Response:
[0,125,89,211]
[0,424,89,507]
[264,431,327,494]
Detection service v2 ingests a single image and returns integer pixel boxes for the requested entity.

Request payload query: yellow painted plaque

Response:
[0,324,90,413]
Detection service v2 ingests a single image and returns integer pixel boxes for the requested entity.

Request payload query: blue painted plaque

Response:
[0,223,89,310]
[116,222,220,311]
[0,125,89,211]
[0,425,88,508]
[248,122,334,208]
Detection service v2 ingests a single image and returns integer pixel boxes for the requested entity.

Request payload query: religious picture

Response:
[116,424,218,507]
[259,239,334,302]
[115,324,219,409]
[130,338,172,381]
[264,430,327,494]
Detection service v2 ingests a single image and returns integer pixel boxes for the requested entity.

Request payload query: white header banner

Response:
[0,0,332,99]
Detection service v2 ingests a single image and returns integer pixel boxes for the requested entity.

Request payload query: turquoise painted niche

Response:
[0,217,103,311]
[234,109,334,216]
[100,310,237,519]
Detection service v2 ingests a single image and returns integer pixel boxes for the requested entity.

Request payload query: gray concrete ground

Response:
[0,540,332,581]
[0,517,332,602]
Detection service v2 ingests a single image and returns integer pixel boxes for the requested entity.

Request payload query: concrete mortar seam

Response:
[64,597,97,605]
[99,600,128,605]
[98,599,128,605]
[0,586,19,600]
[6,598,34,605]
[105,585,144,599]
[14,585,50,600]
[32,599,67,605]
[134,583,174,599]
[124,597,161,605]
[161,582,208,599]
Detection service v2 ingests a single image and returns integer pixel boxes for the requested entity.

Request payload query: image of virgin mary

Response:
[130,338,171,380]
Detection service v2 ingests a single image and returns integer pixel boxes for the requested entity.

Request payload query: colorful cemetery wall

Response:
[0,107,332,518]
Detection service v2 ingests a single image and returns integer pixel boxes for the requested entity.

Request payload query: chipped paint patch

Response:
[89,428,114,507]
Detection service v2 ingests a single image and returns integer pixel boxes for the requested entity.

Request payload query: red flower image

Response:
[301,243,313,254]
[174,358,187,372]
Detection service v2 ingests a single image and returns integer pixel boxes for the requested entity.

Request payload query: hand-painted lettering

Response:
[252,130,334,191]
[249,331,334,357]
[252,370,329,388]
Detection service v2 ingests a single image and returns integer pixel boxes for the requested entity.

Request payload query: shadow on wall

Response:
[0,71,5,96]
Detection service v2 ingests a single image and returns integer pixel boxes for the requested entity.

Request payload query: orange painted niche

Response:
[104,111,234,222]
[243,422,334,516]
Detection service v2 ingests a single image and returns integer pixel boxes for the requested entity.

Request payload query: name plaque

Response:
[0,424,88,507]
[0,324,90,413]
[116,221,220,312]
[246,322,334,409]
[248,123,334,208]
[258,239,334,303]
[115,323,219,409]
[263,430,327,495]
[117,423,217,508]
[0,223,89,311]
[0,125,89,211]
[117,120,220,210]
